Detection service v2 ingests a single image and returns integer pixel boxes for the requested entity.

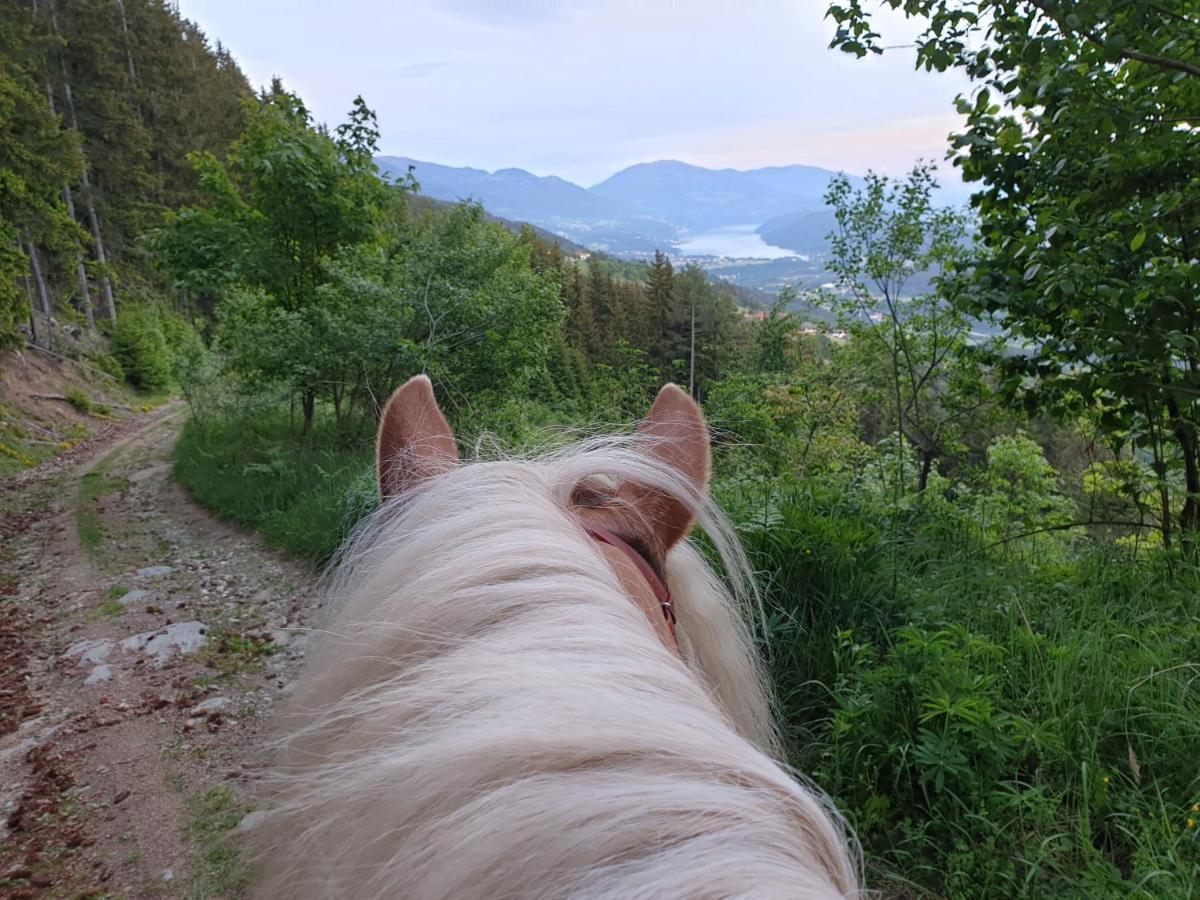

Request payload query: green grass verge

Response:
[738,484,1200,897]
[185,785,251,898]
[77,466,128,557]
[173,412,375,565]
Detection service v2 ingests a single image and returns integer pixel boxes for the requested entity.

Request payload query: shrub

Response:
[63,387,93,414]
[92,352,126,382]
[110,306,172,392]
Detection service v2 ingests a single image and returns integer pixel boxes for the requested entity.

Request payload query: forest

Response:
[1,0,1198,896]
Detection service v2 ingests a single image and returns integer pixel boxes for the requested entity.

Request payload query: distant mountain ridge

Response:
[376,156,972,261]
[376,156,868,257]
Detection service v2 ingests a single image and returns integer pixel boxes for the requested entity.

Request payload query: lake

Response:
[675,225,796,260]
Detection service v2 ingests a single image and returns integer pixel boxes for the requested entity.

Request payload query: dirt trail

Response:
[0,407,320,897]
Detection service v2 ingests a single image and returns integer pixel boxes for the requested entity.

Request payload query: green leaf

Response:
[1130,231,1146,251]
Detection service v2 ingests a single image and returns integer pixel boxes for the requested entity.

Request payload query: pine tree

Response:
[644,249,675,375]
[0,2,84,345]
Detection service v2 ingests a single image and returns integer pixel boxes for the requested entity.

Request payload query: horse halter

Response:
[582,523,677,640]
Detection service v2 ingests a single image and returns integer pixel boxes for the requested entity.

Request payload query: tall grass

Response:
[736,485,1200,897]
[173,412,376,565]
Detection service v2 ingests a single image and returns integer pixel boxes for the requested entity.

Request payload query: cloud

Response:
[177,0,973,186]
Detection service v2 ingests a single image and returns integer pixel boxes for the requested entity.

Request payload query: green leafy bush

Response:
[110,305,172,392]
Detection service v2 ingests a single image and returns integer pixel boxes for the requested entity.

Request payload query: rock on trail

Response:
[0,406,320,896]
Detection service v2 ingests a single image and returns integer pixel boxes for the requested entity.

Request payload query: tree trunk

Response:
[1165,393,1200,545]
[688,294,696,398]
[115,0,137,84]
[41,75,95,328]
[917,448,934,493]
[24,236,52,316]
[22,271,39,347]
[61,186,95,327]
[51,4,116,323]
[302,389,316,434]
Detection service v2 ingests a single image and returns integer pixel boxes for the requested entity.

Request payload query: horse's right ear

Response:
[376,375,458,500]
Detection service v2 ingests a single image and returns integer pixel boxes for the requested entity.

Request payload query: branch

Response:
[987,518,1160,547]
[1027,0,1200,79]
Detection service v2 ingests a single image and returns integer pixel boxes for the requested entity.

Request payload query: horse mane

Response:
[255,435,861,898]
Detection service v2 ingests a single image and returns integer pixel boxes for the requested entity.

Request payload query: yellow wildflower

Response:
[1188,817,1196,829]
[1102,775,1109,785]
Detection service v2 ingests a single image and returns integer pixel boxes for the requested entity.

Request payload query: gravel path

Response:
[0,406,320,897]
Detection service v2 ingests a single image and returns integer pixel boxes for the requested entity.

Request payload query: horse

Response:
[256,376,860,898]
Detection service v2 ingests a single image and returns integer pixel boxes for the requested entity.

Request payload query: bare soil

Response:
[0,405,320,898]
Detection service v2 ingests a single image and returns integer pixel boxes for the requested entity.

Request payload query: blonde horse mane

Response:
[255,432,861,898]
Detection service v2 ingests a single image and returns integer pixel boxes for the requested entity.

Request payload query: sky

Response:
[177,0,973,187]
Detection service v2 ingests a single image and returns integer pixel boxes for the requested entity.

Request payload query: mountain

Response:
[405,194,589,254]
[589,160,846,231]
[376,156,967,261]
[754,209,839,256]
[376,156,853,256]
[376,156,678,252]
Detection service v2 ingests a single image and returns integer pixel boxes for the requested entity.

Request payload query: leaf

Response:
[1127,744,1141,785]
[1130,231,1146,251]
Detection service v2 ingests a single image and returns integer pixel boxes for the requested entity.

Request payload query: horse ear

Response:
[376,375,458,500]
[621,383,711,552]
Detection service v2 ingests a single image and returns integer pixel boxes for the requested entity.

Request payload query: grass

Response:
[738,484,1200,897]
[185,785,252,899]
[173,411,375,565]
[0,402,59,475]
[76,465,129,558]
[199,626,280,678]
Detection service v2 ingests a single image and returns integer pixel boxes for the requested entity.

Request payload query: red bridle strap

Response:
[582,523,677,639]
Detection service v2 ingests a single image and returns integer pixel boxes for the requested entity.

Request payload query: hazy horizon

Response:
[177,1,972,187]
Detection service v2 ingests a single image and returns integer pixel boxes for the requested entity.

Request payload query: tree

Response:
[755,288,802,374]
[671,263,743,397]
[822,165,990,494]
[644,249,675,374]
[826,0,1200,542]
[0,4,83,346]
[159,86,391,430]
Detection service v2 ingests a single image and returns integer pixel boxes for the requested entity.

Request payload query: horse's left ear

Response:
[376,375,458,500]
[621,384,711,552]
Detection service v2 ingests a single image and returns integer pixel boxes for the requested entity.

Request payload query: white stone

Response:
[117,588,155,607]
[84,665,113,685]
[190,696,231,716]
[63,639,115,665]
[120,621,207,664]
[135,565,174,580]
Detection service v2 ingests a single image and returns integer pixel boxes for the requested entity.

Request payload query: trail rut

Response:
[0,406,320,897]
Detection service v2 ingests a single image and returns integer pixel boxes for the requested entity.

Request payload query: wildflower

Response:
[1102,775,1109,785]
[1193,804,1199,813]
[1188,817,1196,829]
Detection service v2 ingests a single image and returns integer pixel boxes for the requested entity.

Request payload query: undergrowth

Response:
[173,411,375,565]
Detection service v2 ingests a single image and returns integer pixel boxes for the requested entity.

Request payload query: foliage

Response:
[736,480,1200,896]
[0,5,84,345]
[109,305,172,392]
[827,0,1200,542]
[822,164,994,493]
[2,0,251,332]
